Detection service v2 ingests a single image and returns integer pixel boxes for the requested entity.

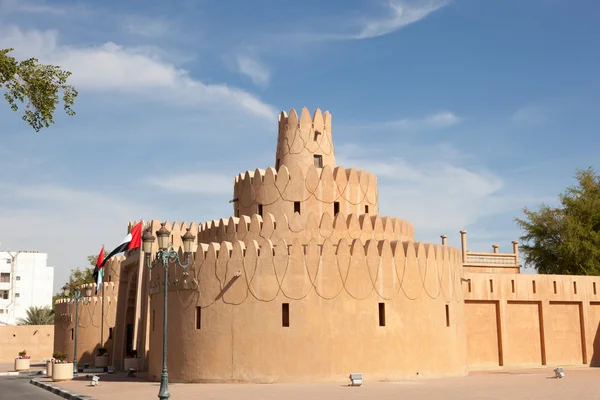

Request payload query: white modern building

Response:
[0,251,54,325]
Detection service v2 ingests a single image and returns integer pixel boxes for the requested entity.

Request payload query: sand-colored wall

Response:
[233,165,379,221]
[196,212,414,247]
[53,258,121,366]
[275,107,335,172]
[0,325,54,362]
[464,273,600,369]
[146,238,467,383]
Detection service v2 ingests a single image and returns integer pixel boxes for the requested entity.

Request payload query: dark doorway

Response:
[126,323,134,356]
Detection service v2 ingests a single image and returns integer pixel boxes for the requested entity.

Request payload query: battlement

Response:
[148,236,463,305]
[233,164,379,220]
[276,107,335,171]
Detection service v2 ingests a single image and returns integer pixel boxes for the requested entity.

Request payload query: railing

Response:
[465,252,518,266]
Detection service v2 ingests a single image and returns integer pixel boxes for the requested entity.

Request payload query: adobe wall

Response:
[463,273,600,369]
[196,212,414,247]
[275,107,335,171]
[0,325,54,362]
[233,165,379,221]
[53,258,121,366]
[146,238,468,383]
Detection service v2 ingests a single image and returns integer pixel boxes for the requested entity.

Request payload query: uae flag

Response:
[100,221,143,267]
[92,245,105,294]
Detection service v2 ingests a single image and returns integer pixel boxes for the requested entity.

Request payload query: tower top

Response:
[275,107,336,171]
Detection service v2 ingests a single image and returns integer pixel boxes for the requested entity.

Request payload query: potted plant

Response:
[14,350,31,371]
[51,353,73,382]
[123,350,140,371]
[95,347,109,368]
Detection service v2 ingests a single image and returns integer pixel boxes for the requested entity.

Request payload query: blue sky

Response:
[1,0,598,292]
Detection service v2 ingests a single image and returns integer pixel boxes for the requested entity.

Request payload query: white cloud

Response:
[0,26,278,120]
[355,0,450,39]
[0,0,71,15]
[144,172,233,195]
[236,54,270,87]
[0,183,154,293]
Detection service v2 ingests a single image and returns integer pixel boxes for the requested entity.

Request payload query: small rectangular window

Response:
[275,159,280,170]
[108,275,112,282]
[334,202,340,216]
[467,281,472,292]
[152,310,156,332]
[365,205,369,214]
[282,303,289,327]
[15,293,19,298]
[294,201,301,214]
[71,329,74,340]
[2,292,7,299]
[0,273,9,283]
[16,276,20,281]
[0,309,3,314]
[445,304,450,327]
[573,281,577,294]
[313,155,323,168]
[258,204,263,217]
[594,282,597,295]
[489,279,494,293]
[532,280,537,294]
[378,303,386,327]
[511,280,515,293]
[553,281,557,294]
[196,307,201,330]
[109,327,113,339]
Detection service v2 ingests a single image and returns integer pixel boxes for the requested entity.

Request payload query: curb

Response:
[30,378,95,400]
[0,370,43,377]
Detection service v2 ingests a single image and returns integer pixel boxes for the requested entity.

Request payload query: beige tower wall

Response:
[233,165,379,221]
[146,238,468,383]
[275,108,335,171]
[53,258,121,366]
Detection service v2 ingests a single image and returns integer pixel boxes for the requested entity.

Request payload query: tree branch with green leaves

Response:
[0,48,78,132]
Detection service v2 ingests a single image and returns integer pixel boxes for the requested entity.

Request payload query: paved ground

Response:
[0,375,60,399]
[42,367,600,400]
[0,362,46,373]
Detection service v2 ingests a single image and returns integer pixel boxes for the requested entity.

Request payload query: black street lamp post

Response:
[62,284,92,376]
[142,222,195,400]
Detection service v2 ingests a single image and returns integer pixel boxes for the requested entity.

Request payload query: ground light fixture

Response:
[142,222,195,400]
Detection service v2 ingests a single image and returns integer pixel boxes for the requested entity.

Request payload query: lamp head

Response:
[181,228,196,254]
[156,223,171,251]
[142,228,156,254]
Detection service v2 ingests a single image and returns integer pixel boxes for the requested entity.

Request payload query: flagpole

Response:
[101,244,105,348]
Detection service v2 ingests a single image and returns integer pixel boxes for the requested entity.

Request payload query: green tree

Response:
[0,48,78,132]
[515,167,600,275]
[17,306,55,325]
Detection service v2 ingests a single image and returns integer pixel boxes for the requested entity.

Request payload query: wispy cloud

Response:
[0,26,278,120]
[144,172,233,195]
[510,104,549,127]
[354,0,450,40]
[337,143,545,240]
[123,15,171,37]
[347,110,462,132]
[236,54,270,87]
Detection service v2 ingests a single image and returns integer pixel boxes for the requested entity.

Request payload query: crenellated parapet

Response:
[197,212,414,246]
[148,237,463,303]
[232,164,379,220]
[275,107,335,171]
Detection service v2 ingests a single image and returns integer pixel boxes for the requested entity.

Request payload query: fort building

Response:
[54,107,600,382]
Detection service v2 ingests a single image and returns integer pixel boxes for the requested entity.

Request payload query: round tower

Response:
[275,107,336,171]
